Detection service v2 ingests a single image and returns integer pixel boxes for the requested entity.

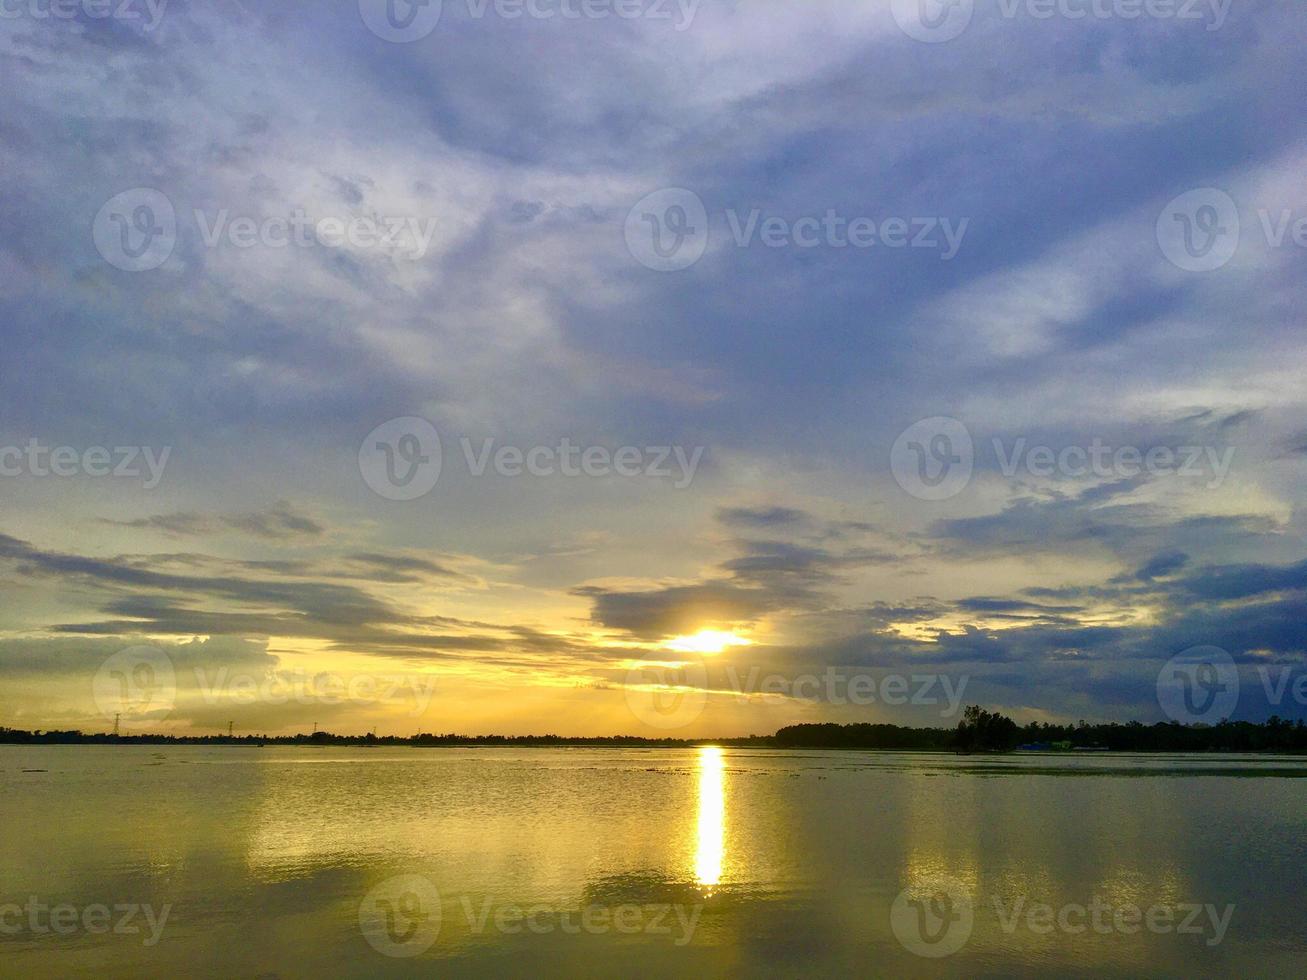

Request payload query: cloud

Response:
[0,634,271,679]
[927,477,1283,566]
[575,508,902,639]
[575,581,773,639]
[1135,550,1191,581]
[102,502,326,540]
[3,1,1307,730]
[716,505,810,529]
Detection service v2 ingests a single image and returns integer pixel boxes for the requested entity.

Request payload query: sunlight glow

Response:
[695,746,725,891]
[668,630,751,655]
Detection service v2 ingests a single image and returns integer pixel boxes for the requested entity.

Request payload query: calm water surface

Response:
[2,746,1306,978]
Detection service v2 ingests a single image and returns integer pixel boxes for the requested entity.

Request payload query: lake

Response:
[2,746,1305,977]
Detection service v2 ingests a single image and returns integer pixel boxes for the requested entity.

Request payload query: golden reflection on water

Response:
[695,746,725,891]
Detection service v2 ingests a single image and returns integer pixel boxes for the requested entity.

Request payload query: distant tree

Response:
[955,706,1019,752]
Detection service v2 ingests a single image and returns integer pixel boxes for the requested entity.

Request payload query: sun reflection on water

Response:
[695,746,725,892]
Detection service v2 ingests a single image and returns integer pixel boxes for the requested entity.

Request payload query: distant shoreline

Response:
[5,714,1307,753]
[3,742,1305,757]
[0,732,761,748]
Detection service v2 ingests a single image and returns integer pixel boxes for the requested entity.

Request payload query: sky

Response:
[2,0,1306,737]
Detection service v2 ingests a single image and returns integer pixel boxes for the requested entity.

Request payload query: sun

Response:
[667,630,751,656]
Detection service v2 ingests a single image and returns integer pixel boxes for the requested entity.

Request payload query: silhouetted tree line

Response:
[0,727,769,748]
[955,705,1021,752]
[1007,715,1307,753]
[6,713,1307,752]
[774,708,1307,753]
[770,722,956,750]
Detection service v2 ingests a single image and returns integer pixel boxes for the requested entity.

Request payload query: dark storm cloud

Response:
[1123,550,1191,582]
[927,478,1284,566]
[574,582,775,639]
[1176,559,1307,602]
